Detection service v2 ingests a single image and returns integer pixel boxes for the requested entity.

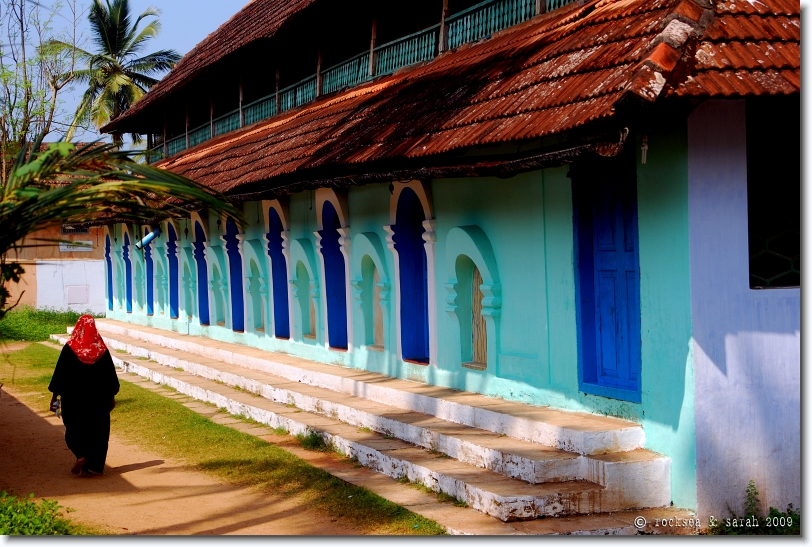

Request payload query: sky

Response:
[56,0,247,142]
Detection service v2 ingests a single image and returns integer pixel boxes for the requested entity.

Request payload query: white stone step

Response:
[73,341,663,522]
[89,319,646,456]
[53,328,671,512]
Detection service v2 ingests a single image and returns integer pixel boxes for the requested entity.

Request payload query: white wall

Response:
[35,260,107,314]
[688,100,801,521]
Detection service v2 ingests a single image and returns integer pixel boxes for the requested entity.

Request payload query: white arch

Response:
[444,226,502,372]
[384,180,438,366]
[289,237,322,345]
[315,188,350,230]
[314,188,352,352]
[350,232,391,351]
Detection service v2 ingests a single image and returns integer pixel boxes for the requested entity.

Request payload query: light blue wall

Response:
[687,100,800,521]
[107,152,698,509]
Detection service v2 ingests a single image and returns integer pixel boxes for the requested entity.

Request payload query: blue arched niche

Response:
[319,201,348,349]
[167,223,180,319]
[122,231,133,313]
[267,208,290,338]
[144,228,154,315]
[393,187,429,363]
[224,217,245,332]
[105,235,113,311]
[193,221,210,325]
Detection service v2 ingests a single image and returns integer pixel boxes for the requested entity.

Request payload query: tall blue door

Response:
[573,156,641,402]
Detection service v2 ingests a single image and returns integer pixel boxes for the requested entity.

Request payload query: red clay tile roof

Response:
[128,0,797,195]
[670,0,800,96]
[110,0,315,124]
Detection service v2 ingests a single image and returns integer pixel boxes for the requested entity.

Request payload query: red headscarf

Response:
[66,315,108,365]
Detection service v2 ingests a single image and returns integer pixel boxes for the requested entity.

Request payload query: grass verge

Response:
[0,307,93,342]
[0,344,446,535]
[0,492,98,535]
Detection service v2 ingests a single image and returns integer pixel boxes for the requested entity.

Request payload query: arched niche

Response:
[181,259,196,320]
[317,200,349,350]
[122,226,134,314]
[210,262,226,326]
[289,238,321,345]
[443,226,502,372]
[315,188,349,229]
[262,198,290,233]
[141,224,156,316]
[165,221,180,319]
[104,232,114,311]
[222,217,245,332]
[266,205,291,339]
[350,232,391,350]
[388,180,433,225]
[243,239,269,334]
[193,220,210,325]
[386,186,436,364]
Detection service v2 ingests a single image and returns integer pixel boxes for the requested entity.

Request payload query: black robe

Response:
[48,346,120,473]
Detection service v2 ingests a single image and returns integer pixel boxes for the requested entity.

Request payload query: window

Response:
[471,265,487,366]
[747,95,800,289]
[62,224,89,235]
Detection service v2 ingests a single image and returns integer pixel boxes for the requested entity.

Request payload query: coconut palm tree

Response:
[0,138,244,320]
[49,0,180,145]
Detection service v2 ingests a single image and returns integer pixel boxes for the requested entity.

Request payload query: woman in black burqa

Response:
[48,315,120,476]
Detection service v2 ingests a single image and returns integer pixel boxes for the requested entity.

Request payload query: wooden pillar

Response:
[535,0,546,15]
[162,115,167,157]
[438,0,449,53]
[315,48,323,97]
[210,97,214,138]
[239,78,244,127]
[185,104,189,149]
[275,65,281,113]
[369,17,377,76]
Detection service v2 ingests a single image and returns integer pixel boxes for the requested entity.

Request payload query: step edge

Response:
[87,325,646,455]
[105,349,670,521]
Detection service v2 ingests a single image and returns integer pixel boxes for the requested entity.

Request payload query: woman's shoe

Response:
[71,457,86,475]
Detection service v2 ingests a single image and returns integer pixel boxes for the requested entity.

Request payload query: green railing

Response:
[322,51,371,95]
[375,25,439,76]
[447,0,535,49]
[214,111,241,136]
[280,75,317,112]
[188,124,210,147]
[244,95,277,125]
[166,135,186,157]
[146,145,164,164]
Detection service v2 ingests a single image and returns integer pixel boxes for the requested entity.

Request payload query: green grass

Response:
[0,306,91,342]
[0,344,446,535]
[0,492,96,535]
[295,430,329,451]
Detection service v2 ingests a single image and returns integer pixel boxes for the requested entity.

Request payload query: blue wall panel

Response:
[267,209,290,338]
[105,235,114,311]
[122,232,133,313]
[394,188,429,363]
[224,218,245,332]
[167,223,180,319]
[193,222,210,325]
[320,202,348,349]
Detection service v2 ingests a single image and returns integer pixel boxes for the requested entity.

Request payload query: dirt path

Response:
[0,385,356,535]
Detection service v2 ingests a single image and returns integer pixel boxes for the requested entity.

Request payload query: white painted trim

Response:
[338,226,353,353]
[423,219,438,366]
[383,225,403,361]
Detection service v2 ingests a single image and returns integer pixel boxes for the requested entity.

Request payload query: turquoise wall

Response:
[107,130,696,509]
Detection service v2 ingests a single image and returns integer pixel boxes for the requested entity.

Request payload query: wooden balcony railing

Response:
[322,51,371,95]
[155,0,562,160]
[375,25,439,76]
[446,0,535,50]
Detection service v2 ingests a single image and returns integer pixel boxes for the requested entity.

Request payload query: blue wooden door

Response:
[573,157,641,402]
